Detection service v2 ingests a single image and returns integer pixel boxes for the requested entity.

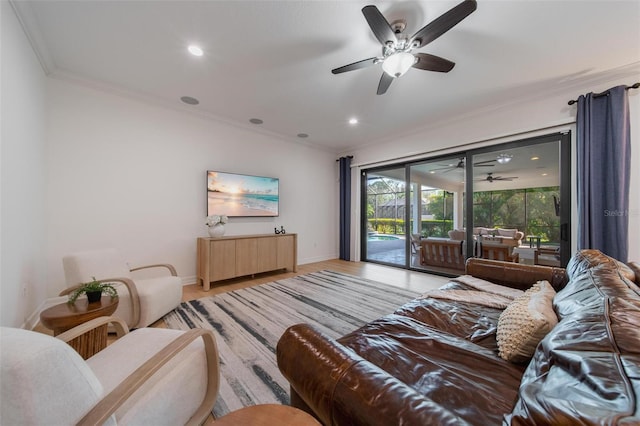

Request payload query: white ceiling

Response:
[11,0,640,152]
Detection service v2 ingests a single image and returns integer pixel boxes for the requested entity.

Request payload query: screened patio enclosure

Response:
[362,133,571,275]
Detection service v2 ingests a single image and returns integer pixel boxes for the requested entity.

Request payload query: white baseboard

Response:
[181,275,197,286]
[298,253,338,265]
[23,296,67,330]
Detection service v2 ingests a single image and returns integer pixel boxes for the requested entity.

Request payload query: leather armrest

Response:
[277,324,469,426]
[465,258,567,291]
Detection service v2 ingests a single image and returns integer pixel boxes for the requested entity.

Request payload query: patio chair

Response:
[480,243,519,263]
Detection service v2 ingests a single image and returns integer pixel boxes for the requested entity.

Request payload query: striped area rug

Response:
[162,270,419,418]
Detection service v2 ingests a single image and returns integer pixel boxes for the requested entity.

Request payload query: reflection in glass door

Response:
[363,167,407,267]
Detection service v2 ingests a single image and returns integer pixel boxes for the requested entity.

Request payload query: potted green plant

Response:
[67,277,118,304]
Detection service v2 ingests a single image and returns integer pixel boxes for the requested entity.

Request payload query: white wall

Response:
[346,70,640,262]
[1,0,48,327]
[43,78,338,297]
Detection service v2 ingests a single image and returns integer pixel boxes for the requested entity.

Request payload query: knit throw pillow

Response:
[497,281,558,363]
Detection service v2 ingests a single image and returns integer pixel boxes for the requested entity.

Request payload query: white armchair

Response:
[62,249,182,328]
[0,317,219,425]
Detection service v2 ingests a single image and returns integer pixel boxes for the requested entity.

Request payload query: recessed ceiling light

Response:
[349,118,358,125]
[249,118,263,125]
[531,156,540,161]
[187,45,203,57]
[297,133,309,138]
[542,173,548,176]
[180,96,199,105]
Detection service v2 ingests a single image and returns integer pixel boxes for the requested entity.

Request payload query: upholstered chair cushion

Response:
[448,229,466,240]
[87,328,209,425]
[131,277,183,328]
[0,327,115,426]
[497,228,517,238]
[63,249,132,284]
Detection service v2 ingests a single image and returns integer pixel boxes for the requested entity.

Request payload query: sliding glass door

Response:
[468,134,571,267]
[409,157,466,272]
[363,167,408,267]
[362,132,571,274]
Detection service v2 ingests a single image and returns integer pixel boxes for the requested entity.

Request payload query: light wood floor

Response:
[181,259,448,303]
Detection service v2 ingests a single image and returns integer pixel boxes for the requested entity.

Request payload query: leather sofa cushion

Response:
[508,250,640,425]
[496,281,557,363]
[566,249,635,282]
[508,295,640,424]
[393,297,504,353]
[338,315,524,426]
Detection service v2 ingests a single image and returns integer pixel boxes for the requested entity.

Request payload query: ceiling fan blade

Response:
[442,167,461,174]
[412,53,455,73]
[362,5,397,46]
[377,73,394,95]
[474,159,496,166]
[332,57,378,74]
[410,0,477,49]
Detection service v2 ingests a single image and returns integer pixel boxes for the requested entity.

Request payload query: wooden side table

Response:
[40,296,119,359]
[214,404,320,426]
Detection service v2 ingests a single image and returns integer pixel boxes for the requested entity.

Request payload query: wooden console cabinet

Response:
[197,234,297,291]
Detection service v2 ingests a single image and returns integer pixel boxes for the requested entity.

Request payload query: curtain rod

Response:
[335,155,353,162]
[567,82,640,105]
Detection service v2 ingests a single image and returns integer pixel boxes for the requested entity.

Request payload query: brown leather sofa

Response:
[277,250,639,425]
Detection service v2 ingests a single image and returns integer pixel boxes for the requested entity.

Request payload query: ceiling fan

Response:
[331,0,477,95]
[477,172,519,183]
[432,157,495,173]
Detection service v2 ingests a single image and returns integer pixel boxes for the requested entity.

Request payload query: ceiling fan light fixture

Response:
[496,153,513,164]
[382,52,415,78]
[187,45,203,57]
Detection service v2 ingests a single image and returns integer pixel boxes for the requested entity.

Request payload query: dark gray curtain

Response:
[339,156,352,260]
[577,85,631,261]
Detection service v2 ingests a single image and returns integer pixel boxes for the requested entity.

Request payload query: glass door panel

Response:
[471,139,564,266]
[363,167,407,267]
[409,158,466,274]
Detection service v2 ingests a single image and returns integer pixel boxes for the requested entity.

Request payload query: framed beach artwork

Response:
[207,171,279,217]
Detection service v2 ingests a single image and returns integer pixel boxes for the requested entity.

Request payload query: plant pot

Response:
[208,224,226,238]
[86,290,102,303]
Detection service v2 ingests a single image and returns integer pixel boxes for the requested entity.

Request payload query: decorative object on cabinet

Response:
[206,214,228,238]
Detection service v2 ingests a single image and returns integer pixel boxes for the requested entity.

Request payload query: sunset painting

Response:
[207,171,279,217]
